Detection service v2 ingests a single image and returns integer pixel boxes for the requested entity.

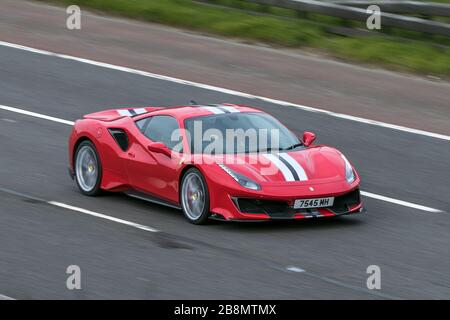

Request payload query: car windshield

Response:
[184,112,301,154]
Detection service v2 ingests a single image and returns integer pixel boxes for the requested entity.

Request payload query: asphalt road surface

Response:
[1,15,450,300]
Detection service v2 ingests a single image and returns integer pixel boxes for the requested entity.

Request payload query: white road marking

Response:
[0,186,161,234]
[0,294,15,300]
[48,201,159,233]
[0,104,74,125]
[0,40,449,141]
[284,265,399,299]
[0,104,445,214]
[4,182,403,299]
[1,118,16,123]
[306,273,400,300]
[286,266,305,273]
[361,191,443,213]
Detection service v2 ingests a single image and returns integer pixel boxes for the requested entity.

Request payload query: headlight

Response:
[218,164,261,190]
[341,154,355,184]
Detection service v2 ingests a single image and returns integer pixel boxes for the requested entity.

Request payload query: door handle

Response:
[128,152,135,158]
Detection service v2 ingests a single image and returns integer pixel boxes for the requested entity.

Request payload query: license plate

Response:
[294,197,334,209]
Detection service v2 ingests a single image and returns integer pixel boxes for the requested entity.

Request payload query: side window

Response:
[136,116,182,151]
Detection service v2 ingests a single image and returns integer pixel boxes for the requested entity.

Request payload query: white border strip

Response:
[0,40,449,141]
[0,103,445,214]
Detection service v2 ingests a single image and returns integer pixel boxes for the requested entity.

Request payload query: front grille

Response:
[329,188,361,214]
[234,188,361,218]
[233,198,294,218]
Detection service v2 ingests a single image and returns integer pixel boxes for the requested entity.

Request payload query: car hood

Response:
[204,146,349,185]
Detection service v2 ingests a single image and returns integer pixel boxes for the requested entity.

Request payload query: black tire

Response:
[74,140,103,196]
[180,168,210,225]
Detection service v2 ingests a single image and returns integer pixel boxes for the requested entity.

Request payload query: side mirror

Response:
[148,142,171,157]
[302,131,316,147]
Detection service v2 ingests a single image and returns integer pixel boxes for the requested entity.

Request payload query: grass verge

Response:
[39,0,450,76]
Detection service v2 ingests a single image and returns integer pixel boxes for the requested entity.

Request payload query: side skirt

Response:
[125,189,181,210]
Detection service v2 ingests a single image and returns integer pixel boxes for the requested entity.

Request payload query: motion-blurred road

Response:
[0,0,449,299]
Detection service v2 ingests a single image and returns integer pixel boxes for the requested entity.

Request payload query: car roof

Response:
[133,104,263,122]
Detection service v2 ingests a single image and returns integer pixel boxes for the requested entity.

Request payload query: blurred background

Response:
[0,0,449,300]
[39,0,450,76]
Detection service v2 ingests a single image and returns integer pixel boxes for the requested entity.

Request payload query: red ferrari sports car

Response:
[68,103,363,224]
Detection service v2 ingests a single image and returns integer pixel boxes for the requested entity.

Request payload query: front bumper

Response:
[209,182,364,221]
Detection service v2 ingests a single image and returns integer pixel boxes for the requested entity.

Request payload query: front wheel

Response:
[180,168,210,225]
[74,140,102,196]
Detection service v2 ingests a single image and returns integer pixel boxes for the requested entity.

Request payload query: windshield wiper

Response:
[254,143,303,153]
[282,142,303,151]
[255,147,282,153]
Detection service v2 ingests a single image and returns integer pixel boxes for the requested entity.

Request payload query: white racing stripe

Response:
[0,294,15,300]
[219,105,240,113]
[134,108,147,115]
[278,153,308,181]
[0,40,449,141]
[264,152,308,181]
[0,102,445,214]
[200,106,224,114]
[263,154,295,182]
[48,201,160,232]
[118,108,147,116]
[118,109,132,116]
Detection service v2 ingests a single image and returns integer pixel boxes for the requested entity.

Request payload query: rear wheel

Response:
[74,140,102,196]
[180,168,210,225]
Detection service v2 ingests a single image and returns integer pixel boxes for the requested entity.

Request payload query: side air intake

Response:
[108,128,129,151]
